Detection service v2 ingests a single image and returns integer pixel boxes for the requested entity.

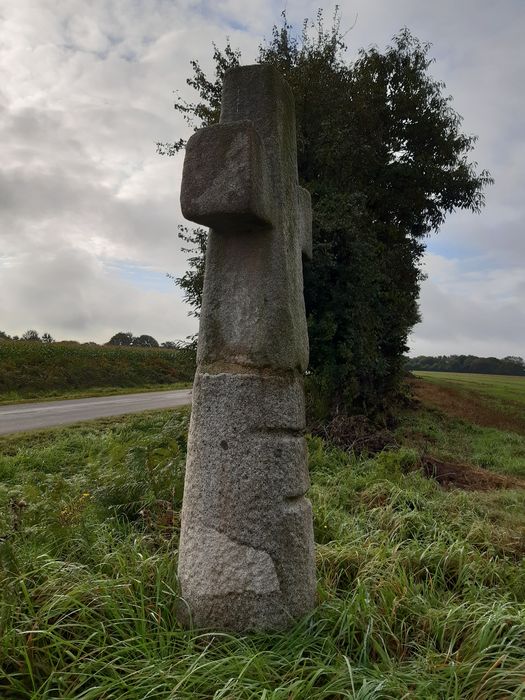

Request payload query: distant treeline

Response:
[406,355,525,376]
[0,329,186,349]
[0,340,196,398]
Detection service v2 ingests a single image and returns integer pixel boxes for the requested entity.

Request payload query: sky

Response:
[1,0,523,357]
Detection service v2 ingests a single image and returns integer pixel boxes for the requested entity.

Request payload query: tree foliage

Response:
[134,334,159,348]
[21,329,41,342]
[161,11,492,417]
[107,332,135,347]
[107,332,160,348]
[167,227,207,317]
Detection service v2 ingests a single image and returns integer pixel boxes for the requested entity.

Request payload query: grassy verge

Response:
[0,382,192,405]
[0,341,196,400]
[0,401,524,698]
[399,403,525,478]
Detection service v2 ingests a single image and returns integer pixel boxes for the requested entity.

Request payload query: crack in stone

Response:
[208,524,290,599]
[252,427,305,437]
[211,524,281,576]
[283,493,305,503]
[179,523,282,596]
[199,363,303,380]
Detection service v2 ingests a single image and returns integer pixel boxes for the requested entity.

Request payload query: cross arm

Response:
[180,120,273,233]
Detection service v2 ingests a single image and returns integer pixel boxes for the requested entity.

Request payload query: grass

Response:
[0,382,192,405]
[399,403,525,478]
[0,385,524,698]
[412,371,525,404]
[410,372,525,437]
[0,341,196,402]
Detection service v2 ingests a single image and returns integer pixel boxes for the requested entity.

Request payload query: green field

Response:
[413,370,525,405]
[0,341,196,402]
[0,376,524,698]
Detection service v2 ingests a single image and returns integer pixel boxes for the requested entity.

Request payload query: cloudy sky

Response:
[1,0,523,356]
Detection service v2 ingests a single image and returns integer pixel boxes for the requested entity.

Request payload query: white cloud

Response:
[0,0,523,357]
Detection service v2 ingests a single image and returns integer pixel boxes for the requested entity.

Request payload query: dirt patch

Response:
[409,377,525,435]
[420,455,525,491]
[315,414,398,454]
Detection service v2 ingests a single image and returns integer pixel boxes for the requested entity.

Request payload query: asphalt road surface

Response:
[0,389,193,435]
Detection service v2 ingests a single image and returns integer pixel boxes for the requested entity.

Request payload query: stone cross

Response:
[178,64,316,630]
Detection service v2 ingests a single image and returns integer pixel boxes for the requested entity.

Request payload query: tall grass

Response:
[0,341,196,400]
[1,409,524,698]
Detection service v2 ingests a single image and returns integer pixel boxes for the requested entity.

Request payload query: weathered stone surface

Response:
[180,121,272,233]
[179,524,281,596]
[177,64,315,631]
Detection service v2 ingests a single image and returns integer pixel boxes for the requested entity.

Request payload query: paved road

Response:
[0,389,193,435]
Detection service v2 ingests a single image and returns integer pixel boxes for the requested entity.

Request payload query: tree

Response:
[0,331,10,341]
[168,227,207,317]
[407,354,525,376]
[159,11,492,417]
[22,329,41,342]
[41,332,55,344]
[134,334,159,348]
[107,332,134,346]
[107,332,160,347]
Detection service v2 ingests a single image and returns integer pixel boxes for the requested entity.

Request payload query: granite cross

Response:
[178,64,315,630]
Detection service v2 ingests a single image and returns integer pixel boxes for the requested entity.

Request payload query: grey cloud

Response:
[0,0,523,356]
[410,253,524,356]
[411,277,525,357]
[0,244,197,342]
